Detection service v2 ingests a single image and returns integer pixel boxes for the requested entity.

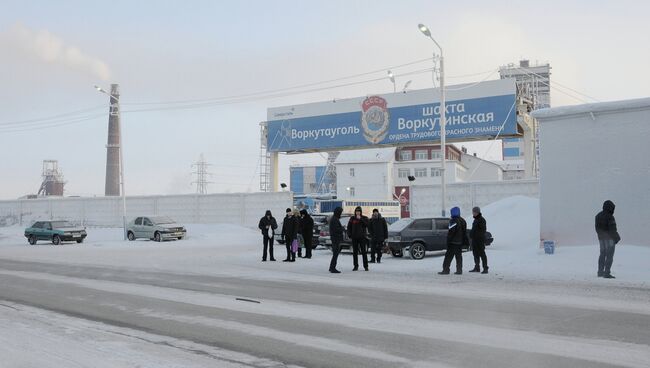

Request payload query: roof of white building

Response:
[492,159,525,171]
[531,97,650,120]
[334,147,396,164]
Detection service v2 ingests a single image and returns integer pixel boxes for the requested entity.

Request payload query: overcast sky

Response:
[1,0,648,199]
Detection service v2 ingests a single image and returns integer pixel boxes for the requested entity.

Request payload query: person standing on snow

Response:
[328,207,344,273]
[469,206,488,274]
[299,209,314,259]
[368,208,388,264]
[258,210,278,262]
[347,206,370,271]
[595,200,621,279]
[439,206,469,275]
[281,208,298,262]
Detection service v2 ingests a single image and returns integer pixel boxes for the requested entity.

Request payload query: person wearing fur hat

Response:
[439,206,469,275]
[347,206,370,271]
[469,206,488,274]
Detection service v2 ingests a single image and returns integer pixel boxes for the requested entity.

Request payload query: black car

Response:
[387,217,494,260]
[276,214,328,249]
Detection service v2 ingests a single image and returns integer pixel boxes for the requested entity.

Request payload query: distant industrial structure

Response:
[191,153,213,194]
[104,84,122,196]
[499,59,550,178]
[37,160,65,196]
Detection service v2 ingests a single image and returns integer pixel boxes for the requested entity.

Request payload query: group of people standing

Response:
[258,208,314,262]
[438,206,489,275]
[260,199,623,280]
[327,206,389,273]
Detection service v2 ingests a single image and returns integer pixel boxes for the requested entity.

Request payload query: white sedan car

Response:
[126,216,187,242]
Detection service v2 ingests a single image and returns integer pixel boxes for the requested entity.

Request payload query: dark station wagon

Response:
[387,217,494,260]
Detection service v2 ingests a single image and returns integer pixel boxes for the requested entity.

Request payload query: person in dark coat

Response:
[347,206,370,271]
[368,209,388,264]
[258,210,278,262]
[294,209,304,258]
[595,200,621,278]
[439,206,469,275]
[281,208,298,262]
[329,207,344,273]
[299,209,314,259]
[469,206,488,274]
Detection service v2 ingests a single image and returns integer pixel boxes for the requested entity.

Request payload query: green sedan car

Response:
[24,221,87,245]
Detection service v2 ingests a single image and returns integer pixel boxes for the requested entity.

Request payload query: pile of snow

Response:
[481,195,540,250]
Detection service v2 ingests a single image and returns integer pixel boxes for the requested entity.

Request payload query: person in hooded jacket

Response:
[595,200,621,278]
[299,209,314,259]
[258,210,278,262]
[368,209,388,263]
[328,207,344,273]
[439,206,469,275]
[469,206,488,274]
[281,208,298,262]
[347,206,370,271]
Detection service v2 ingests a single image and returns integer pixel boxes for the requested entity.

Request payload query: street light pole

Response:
[418,23,447,217]
[95,85,127,240]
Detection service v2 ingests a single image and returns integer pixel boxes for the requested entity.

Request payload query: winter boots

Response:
[470,265,488,274]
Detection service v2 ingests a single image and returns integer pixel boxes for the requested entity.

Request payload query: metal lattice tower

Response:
[317,151,339,194]
[191,153,213,194]
[38,160,66,196]
[259,122,271,192]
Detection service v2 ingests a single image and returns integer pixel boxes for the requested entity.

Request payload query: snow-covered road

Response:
[1,257,649,368]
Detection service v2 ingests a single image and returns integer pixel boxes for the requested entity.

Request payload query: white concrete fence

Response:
[410,180,539,218]
[0,192,294,228]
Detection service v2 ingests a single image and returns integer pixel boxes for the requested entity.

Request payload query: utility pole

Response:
[191,153,213,194]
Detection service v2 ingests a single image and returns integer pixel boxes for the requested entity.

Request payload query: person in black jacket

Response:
[258,210,278,262]
[299,209,314,259]
[469,206,488,274]
[439,206,468,275]
[347,206,370,271]
[281,208,298,262]
[329,207,344,273]
[595,200,621,278]
[368,209,388,264]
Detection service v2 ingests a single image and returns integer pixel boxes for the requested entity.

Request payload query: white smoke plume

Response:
[3,23,111,81]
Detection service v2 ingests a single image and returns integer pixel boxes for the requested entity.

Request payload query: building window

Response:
[399,150,412,161]
[348,187,355,197]
[431,168,441,177]
[431,151,441,160]
[415,150,428,160]
[398,168,410,178]
[349,168,355,177]
[414,168,427,178]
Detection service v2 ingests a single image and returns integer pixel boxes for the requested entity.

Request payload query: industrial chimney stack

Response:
[104,83,121,196]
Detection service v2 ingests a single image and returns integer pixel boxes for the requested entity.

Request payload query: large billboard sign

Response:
[266,79,518,153]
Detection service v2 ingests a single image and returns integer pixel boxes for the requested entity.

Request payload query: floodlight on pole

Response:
[387,70,396,93]
[403,80,412,92]
[417,23,447,217]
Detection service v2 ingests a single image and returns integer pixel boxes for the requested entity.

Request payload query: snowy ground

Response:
[0,196,648,367]
[0,196,647,288]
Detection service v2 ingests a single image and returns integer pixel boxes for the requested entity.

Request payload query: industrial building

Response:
[37,160,65,197]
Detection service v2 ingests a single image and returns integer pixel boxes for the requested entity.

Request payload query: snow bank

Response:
[481,195,540,249]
